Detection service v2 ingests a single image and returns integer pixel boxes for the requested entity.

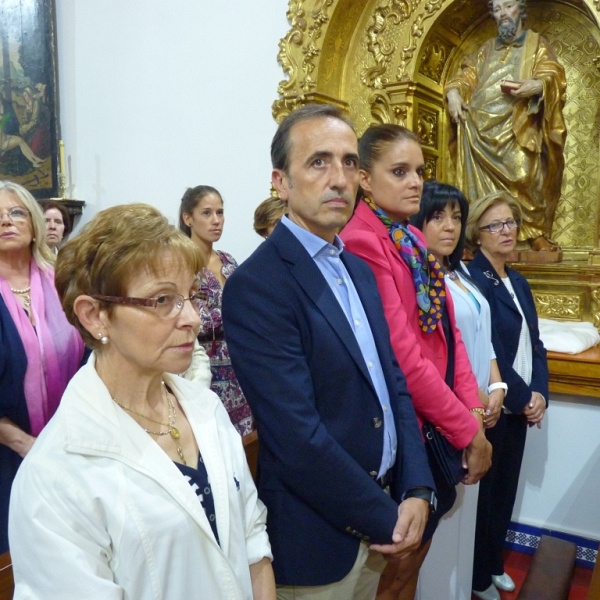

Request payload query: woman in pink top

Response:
[340,124,491,600]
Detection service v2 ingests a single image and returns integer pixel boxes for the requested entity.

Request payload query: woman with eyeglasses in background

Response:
[0,181,84,554]
[9,203,275,599]
[465,192,548,600]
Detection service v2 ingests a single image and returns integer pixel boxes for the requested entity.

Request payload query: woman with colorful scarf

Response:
[340,124,491,600]
[0,181,84,553]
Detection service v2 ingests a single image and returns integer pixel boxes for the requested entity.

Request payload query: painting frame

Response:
[0,0,60,199]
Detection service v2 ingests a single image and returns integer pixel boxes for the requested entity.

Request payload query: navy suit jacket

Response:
[469,252,549,414]
[222,223,433,586]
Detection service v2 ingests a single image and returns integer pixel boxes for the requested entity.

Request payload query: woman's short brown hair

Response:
[465,191,523,254]
[253,196,287,238]
[55,203,204,349]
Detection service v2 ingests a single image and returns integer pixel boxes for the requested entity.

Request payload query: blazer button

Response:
[369,471,378,477]
[372,417,382,428]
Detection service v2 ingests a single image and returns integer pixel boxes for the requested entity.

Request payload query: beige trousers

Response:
[276,541,387,600]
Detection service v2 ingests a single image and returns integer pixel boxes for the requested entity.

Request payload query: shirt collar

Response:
[495,29,526,50]
[281,215,344,259]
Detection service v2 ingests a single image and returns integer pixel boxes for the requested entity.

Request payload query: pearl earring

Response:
[98,332,109,345]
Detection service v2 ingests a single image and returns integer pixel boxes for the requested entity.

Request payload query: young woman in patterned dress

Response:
[179,185,254,435]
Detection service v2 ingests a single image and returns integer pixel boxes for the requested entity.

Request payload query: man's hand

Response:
[523,391,546,429]
[462,428,492,485]
[369,498,429,559]
[511,79,543,98]
[447,88,468,123]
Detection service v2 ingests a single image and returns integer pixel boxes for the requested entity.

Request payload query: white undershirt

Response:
[502,276,532,386]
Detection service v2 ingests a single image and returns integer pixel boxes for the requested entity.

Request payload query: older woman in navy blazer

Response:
[466,191,548,600]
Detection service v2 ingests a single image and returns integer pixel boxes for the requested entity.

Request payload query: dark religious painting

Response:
[0,0,59,198]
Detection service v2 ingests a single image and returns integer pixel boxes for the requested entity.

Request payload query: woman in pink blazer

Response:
[341,124,492,600]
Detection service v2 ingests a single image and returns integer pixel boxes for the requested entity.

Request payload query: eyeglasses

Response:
[479,218,520,234]
[92,291,207,319]
[0,207,30,222]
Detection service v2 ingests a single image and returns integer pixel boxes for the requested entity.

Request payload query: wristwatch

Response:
[402,487,437,514]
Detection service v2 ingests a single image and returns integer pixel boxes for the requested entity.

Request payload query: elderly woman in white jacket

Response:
[8,203,274,600]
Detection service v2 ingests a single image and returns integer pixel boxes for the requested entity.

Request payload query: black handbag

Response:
[422,422,467,486]
[423,309,467,486]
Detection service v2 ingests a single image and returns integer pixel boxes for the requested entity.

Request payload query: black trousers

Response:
[472,412,528,591]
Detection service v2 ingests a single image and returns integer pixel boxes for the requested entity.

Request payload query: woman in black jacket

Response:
[466,191,549,600]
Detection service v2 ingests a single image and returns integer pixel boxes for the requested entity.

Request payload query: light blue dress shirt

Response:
[281,216,397,477]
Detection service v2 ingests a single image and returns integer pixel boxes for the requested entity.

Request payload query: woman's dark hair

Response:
[40,200,72,235]
[178,185,222,237]
[410,180,469,272]
[358,124,420,172]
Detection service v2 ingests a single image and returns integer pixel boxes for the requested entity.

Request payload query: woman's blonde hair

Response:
[465,191,522,254]
[253,196,287,238]
[0,180,54,269]
[55,203,204,349]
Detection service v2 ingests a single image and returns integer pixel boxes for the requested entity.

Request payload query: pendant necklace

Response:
[164,385,186,465]
[11,286,31,308]
[114,381,187,465]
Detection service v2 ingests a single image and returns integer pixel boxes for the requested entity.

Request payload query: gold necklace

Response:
[11,285,31,308]
[113,382,187,465]
[113,381,171,435]
[164,386,186,465]
[114,400,169,428]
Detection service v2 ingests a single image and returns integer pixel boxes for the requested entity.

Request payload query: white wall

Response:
[513,394,600,541]
[55,0,288,262]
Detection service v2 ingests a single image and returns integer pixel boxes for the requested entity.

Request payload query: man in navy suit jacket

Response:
[222,104,435,598]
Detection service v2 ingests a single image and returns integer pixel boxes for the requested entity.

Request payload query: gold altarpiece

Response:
[272,0,600,394]
[273,0,600,324]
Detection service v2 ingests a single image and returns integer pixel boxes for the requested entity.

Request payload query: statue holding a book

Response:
[445,0,567,251]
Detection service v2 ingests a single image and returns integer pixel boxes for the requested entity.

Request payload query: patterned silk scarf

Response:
[363,196,446,333]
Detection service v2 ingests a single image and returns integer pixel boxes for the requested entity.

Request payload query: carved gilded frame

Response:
[273,0,600,328]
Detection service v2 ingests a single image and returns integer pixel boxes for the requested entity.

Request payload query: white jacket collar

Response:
[60,353,219,455]
[57,353,231,553]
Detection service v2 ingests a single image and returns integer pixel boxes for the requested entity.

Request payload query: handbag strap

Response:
[441,307,455,390]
